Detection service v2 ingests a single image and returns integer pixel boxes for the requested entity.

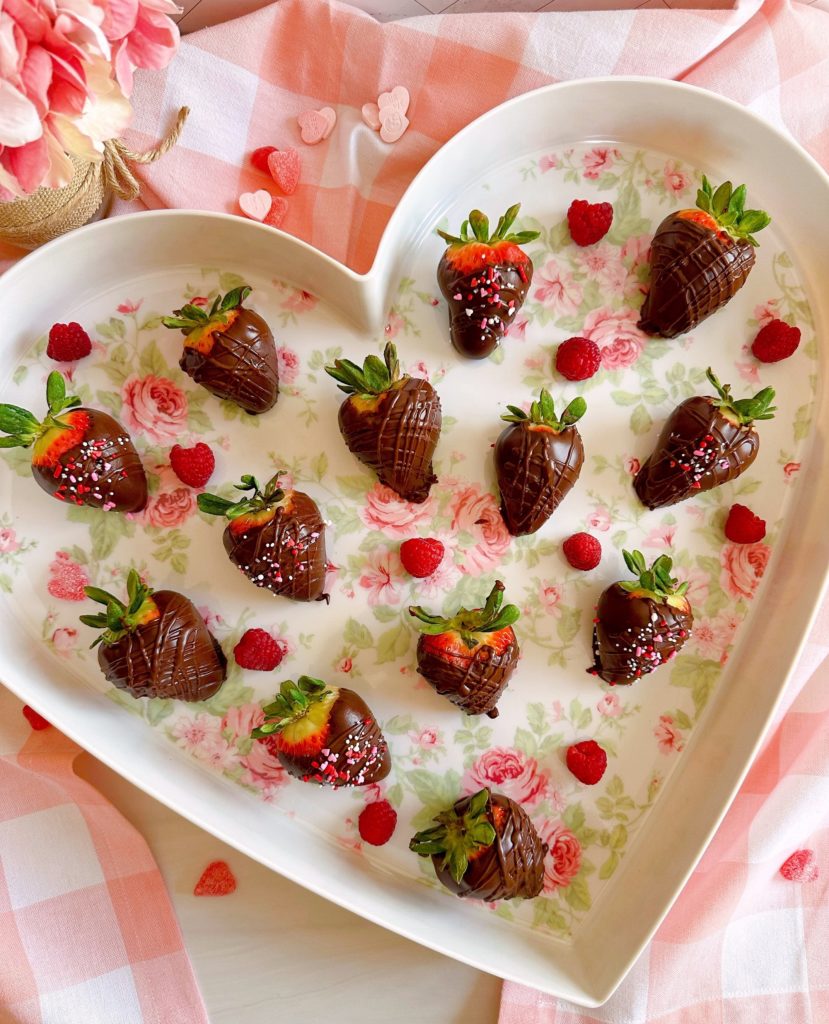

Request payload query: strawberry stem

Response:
[619,550,689,601]
[197,471,286,520]
[251,676,333,737]
[409,788,497,884]
[409,580,520,648]
[0,372,82,449]
[324,342,403,397]
[706,368,776,425]
[501,389,586,431]
[437,203,540,247]
[695,176,770,246]
[162,286,252,334]
[79,569,158,647]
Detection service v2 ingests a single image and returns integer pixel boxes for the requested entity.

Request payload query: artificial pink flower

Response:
[582,307,647,370]
[533,259,583,318]
[654,714,684,754]
[121,374,188,445]
[462,748,548,806]
[537,821,582,891]
[359,483,435,537]
[358,548,405,607]
[47,552,89,601]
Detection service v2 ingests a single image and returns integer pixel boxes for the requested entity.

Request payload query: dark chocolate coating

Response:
[223,490,327,601]
[638,214,755,338]
[277,688,391,787]
[437,255,532,359]
[97,590,227,700]
[590,583,693,686]
[495,421,583,536]
[416,632,518,718]
[433,792,546,901]
[338,377,441,504]
[634,395,759,509]
[32,408,147,513]
[179,307,279,414]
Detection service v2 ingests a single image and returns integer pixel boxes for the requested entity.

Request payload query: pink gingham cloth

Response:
[0,686,209,1024]
[1,0,829,1020]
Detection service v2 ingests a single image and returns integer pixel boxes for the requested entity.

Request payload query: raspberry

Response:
[194,860,237,896]
[400,538,445,578]
[555,336,601,381]
[724,504,766,544]
[233,628,283,671]
[169,442,215,488]
[22,705,51,731]
[751,318,801,363]
[779,849,819,883]
[566,740,608,785]
[251,146,277,174]
[567,199,613,247]
[562,532,602,570]
[46,322,92,362]
[358,800,398,846]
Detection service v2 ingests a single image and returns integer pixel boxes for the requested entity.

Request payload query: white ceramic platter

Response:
[1,79,828,1005]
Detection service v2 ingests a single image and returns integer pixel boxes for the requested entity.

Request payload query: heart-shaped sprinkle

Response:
[264,196,288,228]
[361,102,381,131]
[379,109,409,145]
[238,189,272,222]
[298,107,337,145]
[267,148,301,195]
[194,860,237,896]
[378,85,409,116]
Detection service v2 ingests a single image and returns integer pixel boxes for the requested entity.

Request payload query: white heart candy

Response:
[361,102,381,131]
[238,189,272,221]
[379,110,409,144]
[378,85,409,116]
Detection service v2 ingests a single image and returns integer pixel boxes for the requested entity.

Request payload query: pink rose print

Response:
[720,541,770,600]
[337,657,353,674]
[734,359,761,386]
[586,508,611,533]
[121,374,188,445]
[506,312,530,340]
[450,485,510,576]
[582,147,620,180]
[537,821,582,891]
[624,456,641,476]
[533,259,584,318]
[0,528,19,554]
[360,483,435,537]
[663,160,691,196]
[282,289,317,313]
[681,567,710,609]
[462,748,548,807]
[144,486,196,529]
[384,311,405,339]
[581,307,646,370]
[538,582,563,617]
[693,610,740,663]
[574,243,627,292]
[654,714,684,754]
[241,739,288,798]
[47,552,89,601]
[197,606,225,632]
[596,692,622,718]
[642,523,676,549]
[51,627,78,657]
[407,360,432,382]
[621,234,652,271]
[276,346,300,385]
[415,549,462,600]
[221,703,265,741]
[783,462,800,482]
[409,727,441,749]
[753,298,781,327]
[358,548,405,607]
[539,154,558,173]
[117,299,143,315]
[171,712,221,754]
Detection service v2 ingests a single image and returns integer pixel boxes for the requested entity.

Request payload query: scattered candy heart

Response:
[22,705,50,730]
[298,107,336,145]
[318,107,336,139]
[361,102,381,131]
[378,85,409,116]
[267,148,301,195]
[264,196,288,228]
[238,189,272,222]
[194,860,237,896]
[779,849,819,883]
[380,110,409,145]
[251,146,277,175]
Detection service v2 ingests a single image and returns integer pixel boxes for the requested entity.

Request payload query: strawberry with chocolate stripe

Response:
[437,204,539,359]
[0,371,147,512]
[590,550,693,686]
[198,471,327,602]
[251,675,391,788]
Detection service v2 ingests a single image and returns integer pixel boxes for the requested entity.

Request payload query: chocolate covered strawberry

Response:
[325,342,441,503]
[409,581,520,719]
[410,787,546,901]
[634,368,775,509]
[638,176,771,338]
[589,550,693,686]
[437,204,539,358]
[251,676,390,787]
[162,286,278,414]
[80,570,227,700]
[198,472,327,602]
[0,371,147,512]
[496,390,586,536]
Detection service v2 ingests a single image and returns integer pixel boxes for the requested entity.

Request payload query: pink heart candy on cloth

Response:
[267,147,301,194]
[379,109,409,144]
[264,196,288,228]
[378,85,410,116]
[361,102,381,131]
[298,107,336,144]
[238,189,272,221]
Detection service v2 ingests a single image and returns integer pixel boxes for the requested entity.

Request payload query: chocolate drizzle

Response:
[495,421,583,536]
[433,792,546,901]
[32,409,147,513]
[97,590,227,700]
[638,214,755,338]
[590,583,693,686]
[416,634,518,718]
[634,396,760,509]
[338,378,441,503]
[180,308,279,414]
[223,490,327,601]
[437,257,532,359]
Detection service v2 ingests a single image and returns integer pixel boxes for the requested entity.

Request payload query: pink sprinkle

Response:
[453,293,462,300]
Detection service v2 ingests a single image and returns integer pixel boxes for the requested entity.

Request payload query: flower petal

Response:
[124,7,179,71]
[101,0,139,40]
[21,45,53,119]
[3,135,49,193]
[0,80,42,146]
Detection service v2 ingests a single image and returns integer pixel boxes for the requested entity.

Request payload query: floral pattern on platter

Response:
[0,145,818,941]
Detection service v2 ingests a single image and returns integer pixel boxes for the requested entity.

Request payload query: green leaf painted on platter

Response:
[630,403,653,436]
[598,851,620,880]
[145,698,174,726]
[343,617,373,650]
[311,451,328,482]
[610,390,640,407]
[563,873,592,912]
[138,339,171,378]
[606,183,650,245]
[375,623,411,664]
[383,713,417,735]
[556,606,581,645]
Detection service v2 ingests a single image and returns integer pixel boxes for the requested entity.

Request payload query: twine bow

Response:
[101,106,191,201]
